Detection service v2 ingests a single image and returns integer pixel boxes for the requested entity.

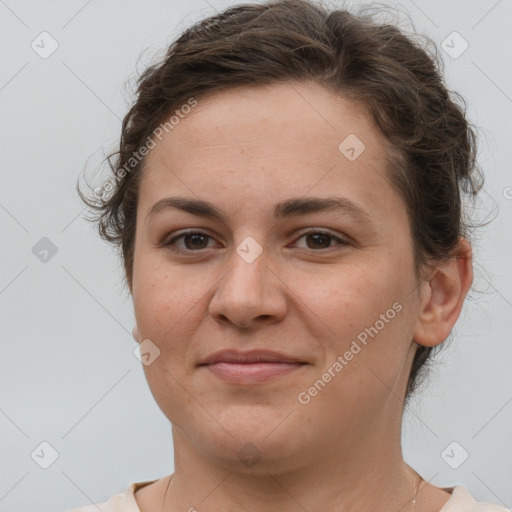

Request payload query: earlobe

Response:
[413,238,473,348]
[132,325,141,343]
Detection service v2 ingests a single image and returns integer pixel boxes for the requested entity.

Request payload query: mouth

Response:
[197,349,309,385]
[200,361,308,384]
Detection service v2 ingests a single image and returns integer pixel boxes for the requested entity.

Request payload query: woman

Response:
[74,0,508,510]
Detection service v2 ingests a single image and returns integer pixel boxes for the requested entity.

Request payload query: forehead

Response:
[138,80,400,223]
[148,81,385,159]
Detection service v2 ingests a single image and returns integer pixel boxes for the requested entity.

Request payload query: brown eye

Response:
[182,233,210,250]
[304,232,333,249]
[164,231,215,252]
[163,228,350,254]
[293,229,350,251]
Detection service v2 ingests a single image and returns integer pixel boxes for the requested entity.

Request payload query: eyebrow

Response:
[146,196,374,224]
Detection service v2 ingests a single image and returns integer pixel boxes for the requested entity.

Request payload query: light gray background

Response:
[0,0,511,510]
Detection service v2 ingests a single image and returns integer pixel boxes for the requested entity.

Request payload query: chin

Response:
[184,411,307,472]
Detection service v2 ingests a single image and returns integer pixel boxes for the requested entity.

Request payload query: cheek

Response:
[297,259,414,383]
[298,260,403,334]
[132,255,210,351]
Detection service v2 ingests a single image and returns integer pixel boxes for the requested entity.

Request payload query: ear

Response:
[413,237,473,347]
[132,325,141,343]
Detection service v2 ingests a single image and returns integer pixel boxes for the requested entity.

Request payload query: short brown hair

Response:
[78,0,483,402]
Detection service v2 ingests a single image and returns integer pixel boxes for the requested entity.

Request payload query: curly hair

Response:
[78,0,483,403]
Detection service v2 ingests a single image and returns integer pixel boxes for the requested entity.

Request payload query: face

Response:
[131,80,423,472]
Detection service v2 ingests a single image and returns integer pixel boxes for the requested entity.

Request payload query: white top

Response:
[67,478,511,512]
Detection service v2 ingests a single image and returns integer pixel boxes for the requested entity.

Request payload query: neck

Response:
[162,426,420,512]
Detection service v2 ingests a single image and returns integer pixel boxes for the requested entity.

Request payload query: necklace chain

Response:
[160,473,423,511]
[412,473,423,511]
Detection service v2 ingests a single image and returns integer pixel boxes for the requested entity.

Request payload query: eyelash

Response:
[162,228,351,254]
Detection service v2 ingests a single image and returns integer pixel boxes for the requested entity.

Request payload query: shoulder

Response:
[439,485,510,512]
[68,480,157,512]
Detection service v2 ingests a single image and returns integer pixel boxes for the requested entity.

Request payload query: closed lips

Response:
[198,350,306,365]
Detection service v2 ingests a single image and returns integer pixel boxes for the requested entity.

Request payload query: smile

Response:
[201,362,308,384]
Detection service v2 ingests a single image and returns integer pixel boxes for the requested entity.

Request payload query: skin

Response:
[130,80,473,512]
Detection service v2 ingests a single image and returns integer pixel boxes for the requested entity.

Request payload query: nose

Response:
[208,248,288,329]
